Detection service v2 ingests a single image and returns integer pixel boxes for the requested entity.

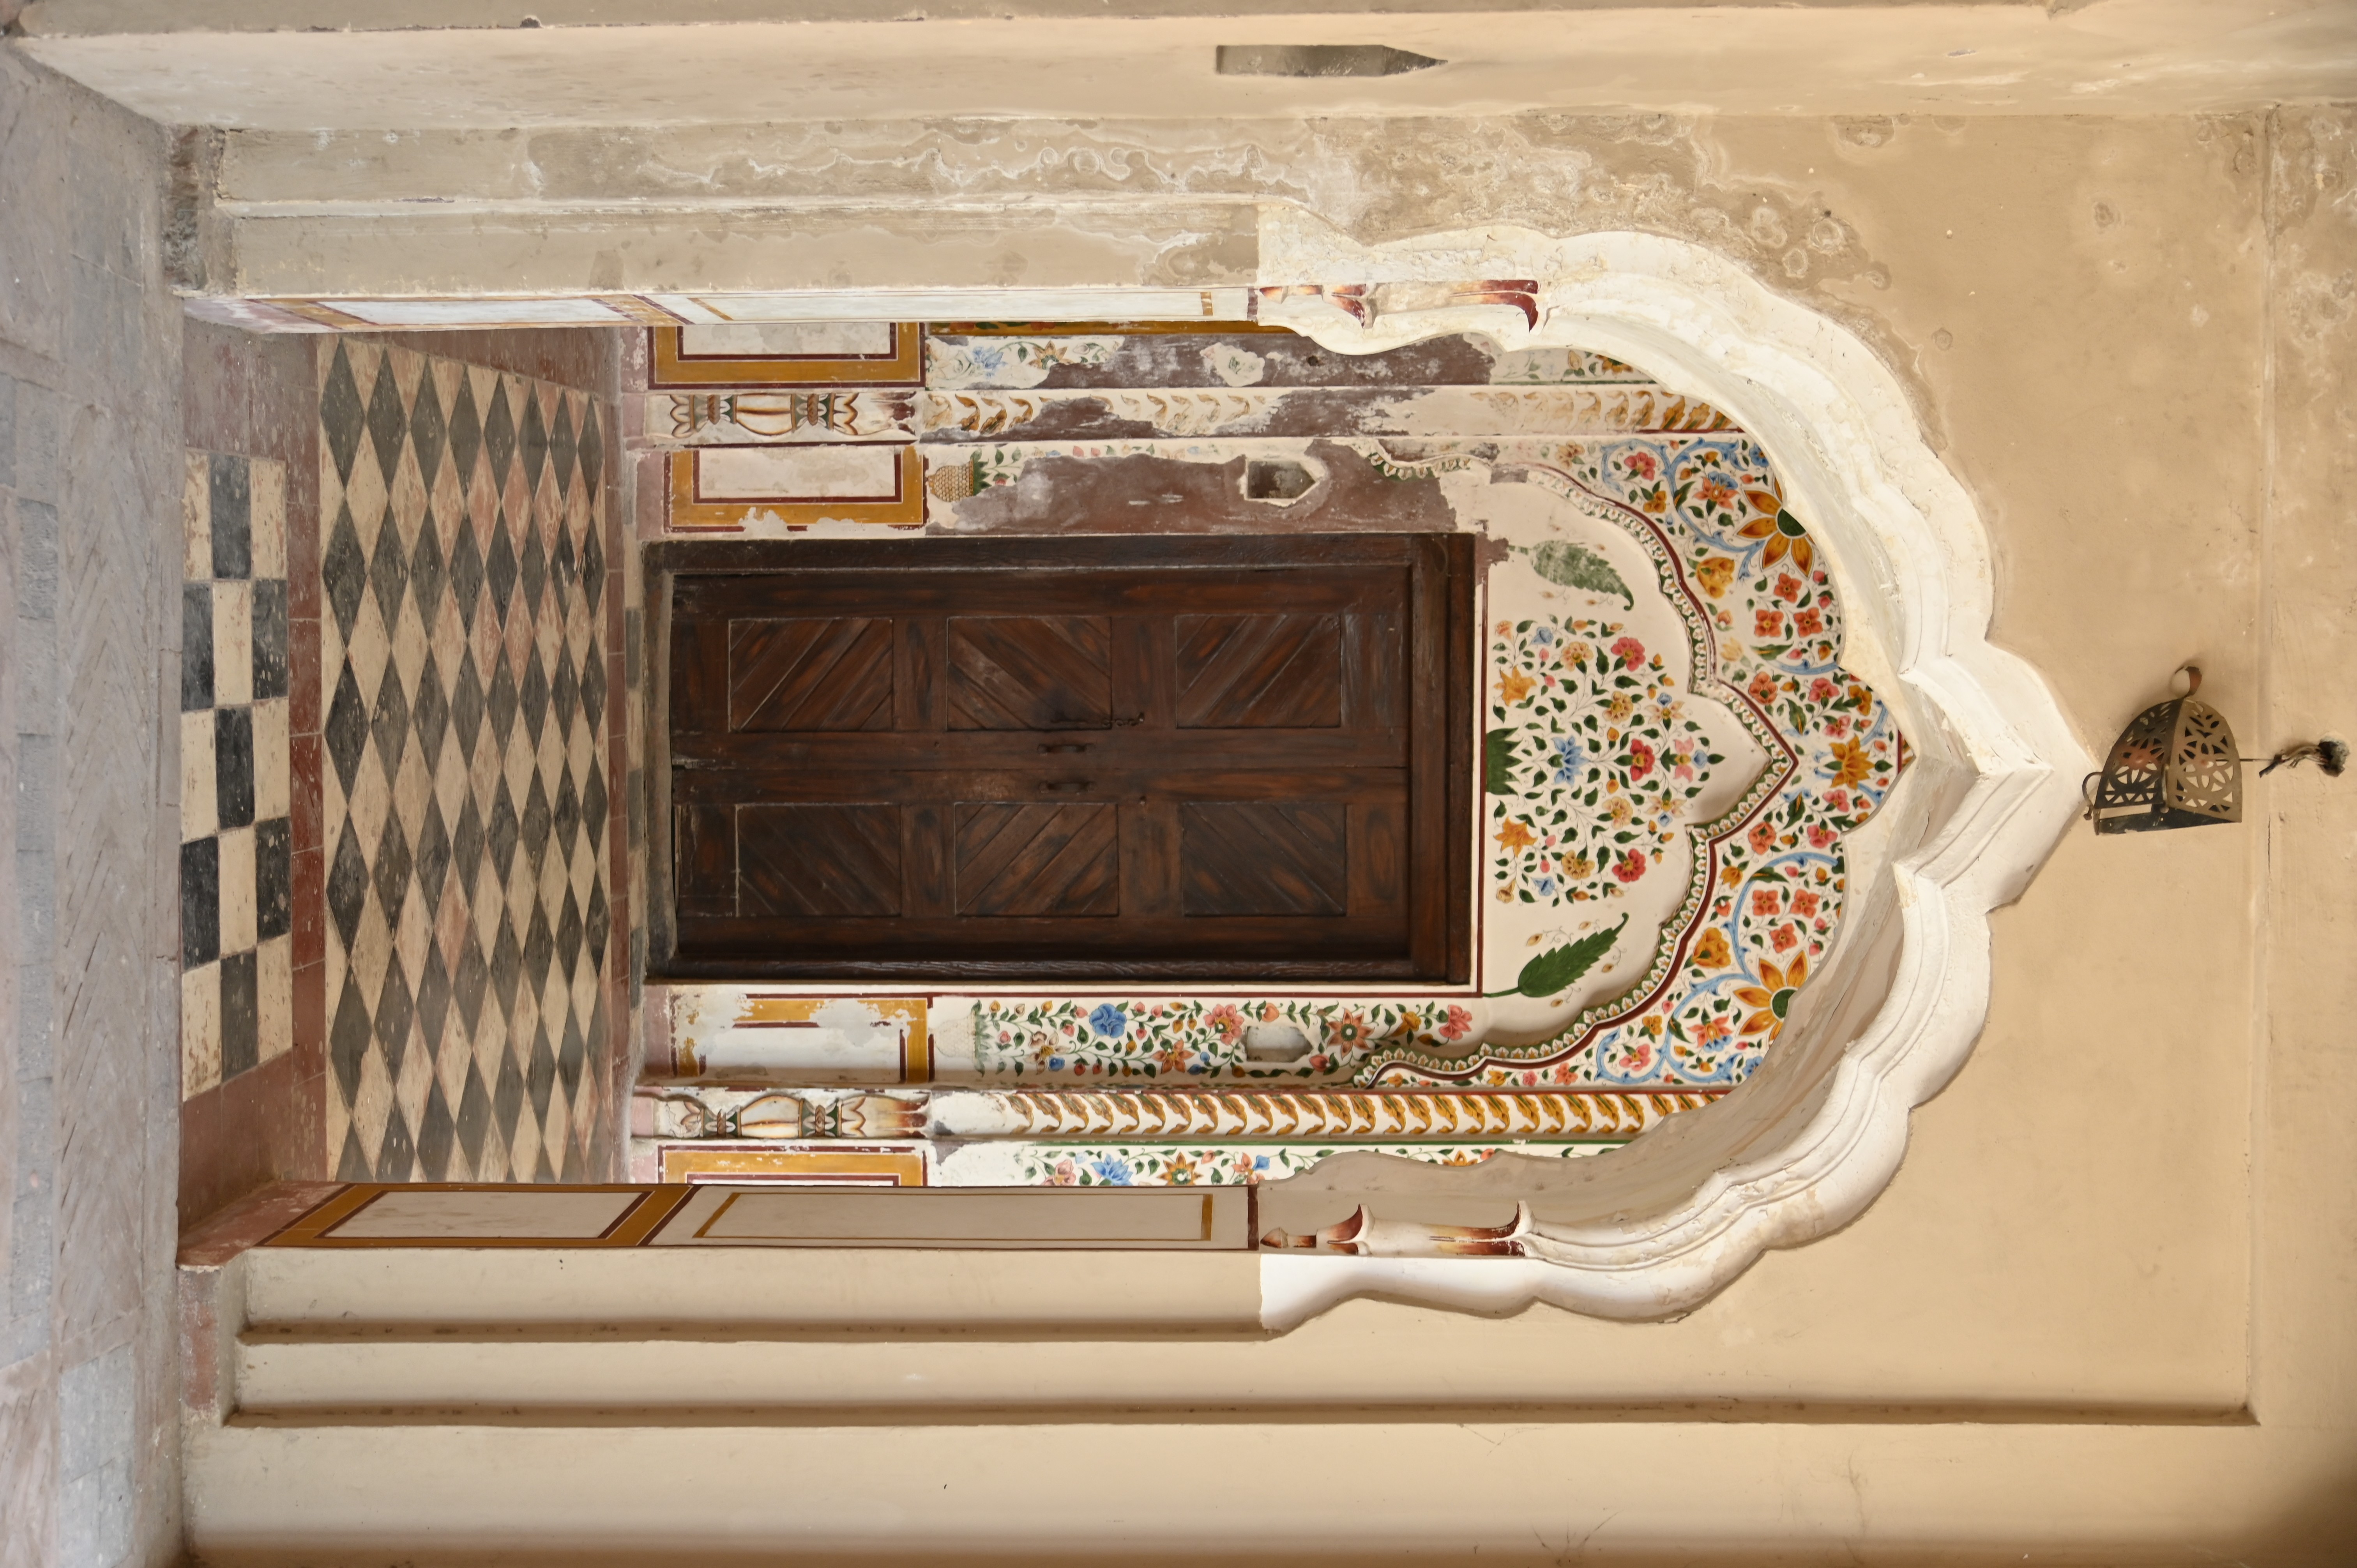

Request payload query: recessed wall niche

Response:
[266,224,2083,1321]
[629,300,1915,1246]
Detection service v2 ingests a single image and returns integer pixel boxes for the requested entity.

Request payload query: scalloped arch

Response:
[1251,213,2090,1324]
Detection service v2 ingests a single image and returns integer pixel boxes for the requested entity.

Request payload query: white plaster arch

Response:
[1249,212,2090,1325]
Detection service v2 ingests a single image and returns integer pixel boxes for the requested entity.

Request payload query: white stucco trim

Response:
[1253,214,2090,1325]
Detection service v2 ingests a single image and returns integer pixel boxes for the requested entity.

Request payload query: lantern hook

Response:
[2257,740,2350,778]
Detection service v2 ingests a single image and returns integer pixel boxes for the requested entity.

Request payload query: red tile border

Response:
[179,1179,347,1267]
[285,454,323,623]
[288,619,322,735]
[633,447,667,540]
[178,1268,224,1414]
[293,957,325,1047]
[291,846,325,968]
[178,1052,331,1230]
[289,736,323,852]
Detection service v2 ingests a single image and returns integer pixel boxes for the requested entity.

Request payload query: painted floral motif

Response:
[923,336,1121,390]
[975,996,1477,1082]
[1486,347,1657,385]
[924,439,1187,501]
[1358,430,1904,1090]
[1200,344,1269,387]
[1486,619,1724,905]
[1005,1142,1601,1187]
[923,444,1031,501]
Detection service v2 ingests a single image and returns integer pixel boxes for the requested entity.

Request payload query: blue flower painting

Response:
[1086,1003,1128,1039]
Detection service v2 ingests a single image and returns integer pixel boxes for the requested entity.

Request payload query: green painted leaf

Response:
[1484,727,1520,795]
[1489,916,1627,998]
[1526,540,1634,606]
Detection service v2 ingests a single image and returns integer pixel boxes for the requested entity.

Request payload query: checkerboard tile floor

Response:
[318,341,615,1181]
[181,451,295,1097]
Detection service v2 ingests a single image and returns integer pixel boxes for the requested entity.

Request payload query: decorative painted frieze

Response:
[639,1082,1703,1143]
[933,1087,1715,1141]
[943,1142,1604,1188]
[652,390,915,445]
[971,995,1482,1082]
[914,385,1738,443]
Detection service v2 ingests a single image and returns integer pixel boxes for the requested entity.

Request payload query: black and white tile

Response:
[318,341,613,1182]
[181,450,294,1098]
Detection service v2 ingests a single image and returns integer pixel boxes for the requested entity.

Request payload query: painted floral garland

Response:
[996,1142,1600,1187]
[975,996,1477,1081]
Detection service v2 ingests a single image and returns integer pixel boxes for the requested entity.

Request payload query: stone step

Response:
[229,1330,1327,1420]
[236,1241,1263,1332]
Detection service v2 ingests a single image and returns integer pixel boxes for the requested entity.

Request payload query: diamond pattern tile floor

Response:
[318,341,614,1181]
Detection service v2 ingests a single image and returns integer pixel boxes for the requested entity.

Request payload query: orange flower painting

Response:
[1733,954,1809,1038]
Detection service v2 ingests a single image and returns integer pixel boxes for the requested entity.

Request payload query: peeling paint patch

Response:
[940,440,1454,535]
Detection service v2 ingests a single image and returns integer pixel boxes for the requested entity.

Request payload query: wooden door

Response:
[654,534,1472,981]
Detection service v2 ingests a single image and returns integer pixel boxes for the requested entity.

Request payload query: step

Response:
[236,1241,1264,1332]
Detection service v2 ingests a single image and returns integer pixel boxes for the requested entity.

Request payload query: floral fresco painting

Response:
[970,420,1904,1104]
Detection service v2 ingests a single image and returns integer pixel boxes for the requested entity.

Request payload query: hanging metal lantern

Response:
[2087,667,2240,833]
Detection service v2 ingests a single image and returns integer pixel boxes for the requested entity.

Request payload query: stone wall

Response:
[0,46,186,1568]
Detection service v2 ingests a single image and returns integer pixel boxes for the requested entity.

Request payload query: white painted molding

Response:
[1253,212,2090,1326]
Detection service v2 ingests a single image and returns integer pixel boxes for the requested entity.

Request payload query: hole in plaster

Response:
[1214,45,1443,78]
[1244,459,1316,502]
[1242,1023,1314,1062]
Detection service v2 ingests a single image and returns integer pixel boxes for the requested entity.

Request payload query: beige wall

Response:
[171,109,2357,1560]
[11,14,2357,1550]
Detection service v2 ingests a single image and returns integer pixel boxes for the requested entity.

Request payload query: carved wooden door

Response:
[656,534,1471,980]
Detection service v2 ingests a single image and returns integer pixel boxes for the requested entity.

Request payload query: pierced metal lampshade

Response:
[2089,667,2240,834]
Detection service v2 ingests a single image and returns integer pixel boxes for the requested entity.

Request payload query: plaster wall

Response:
[4,19,2356,1554]
[0,48,187,1568]
[181,108,2357,1557]
[19,1,2357,122]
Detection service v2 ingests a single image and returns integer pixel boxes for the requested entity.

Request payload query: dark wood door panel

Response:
[674,804,737,919]
[654,533,1472,981]
[668,728,1406,770]
[1348,799,1407,917]
[672,563,1408,621]
[738,803,902,918]
[1178,802,1348,916]
[1175,614,1344,729]
[668,765,1406,806]
[955,802,1121,916]
[947,617,1114,731]
[671,913,1413,963]
[727,617,894,733]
